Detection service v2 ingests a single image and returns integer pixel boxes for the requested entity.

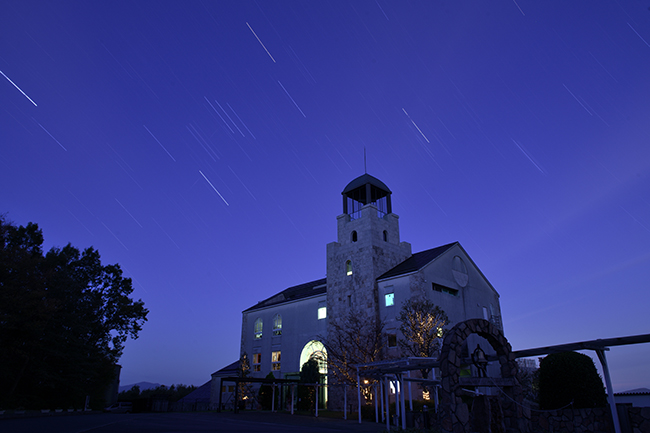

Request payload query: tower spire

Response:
[364,147,367,174]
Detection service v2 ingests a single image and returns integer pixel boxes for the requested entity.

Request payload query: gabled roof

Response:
[244,277,327,312]
[212,360,239,377]
[378,242,458,280]
[178,380,211,402]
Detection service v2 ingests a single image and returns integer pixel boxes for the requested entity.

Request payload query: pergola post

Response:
[217,378,223,413]
[407,370,413,411]
[315,384,319,417]
[344,384,347,420]
[596,349,621,433]
[385,376,390,431]
[357,368,362,423]
[291,384,295,415]
[399,373,406,430]
[271,383,276,412]
[374,384,379,423]
[234,379,239,414]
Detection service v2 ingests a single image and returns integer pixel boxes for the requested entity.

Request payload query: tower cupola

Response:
[341,173,392,219]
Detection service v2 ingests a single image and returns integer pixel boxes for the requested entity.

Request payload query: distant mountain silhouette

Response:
[119,381,161,393]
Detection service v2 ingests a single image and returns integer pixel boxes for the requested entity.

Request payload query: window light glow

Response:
[385,292,394,307]
[318,306,327,319]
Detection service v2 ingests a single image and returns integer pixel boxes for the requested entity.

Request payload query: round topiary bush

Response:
[538,351,607,410]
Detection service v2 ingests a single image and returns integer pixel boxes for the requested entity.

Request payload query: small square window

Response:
[388,333,397,347]
[385,293,394,307]
[253,353,262,364]
[318,306,327,320]
[253,365,261,372]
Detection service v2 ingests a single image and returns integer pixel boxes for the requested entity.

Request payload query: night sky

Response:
[2,1,649,392]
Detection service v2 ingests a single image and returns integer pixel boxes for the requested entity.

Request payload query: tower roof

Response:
[342,173,391,195]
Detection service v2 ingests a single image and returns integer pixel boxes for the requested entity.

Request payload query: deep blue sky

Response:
[2,1,649,392]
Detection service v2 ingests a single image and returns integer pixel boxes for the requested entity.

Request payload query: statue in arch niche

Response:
[438,318,530,433]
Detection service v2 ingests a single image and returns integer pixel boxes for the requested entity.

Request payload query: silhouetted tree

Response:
[258,372,279,410]
[538,351,607,409]
[298,357,323,411]
[0,215,148,409]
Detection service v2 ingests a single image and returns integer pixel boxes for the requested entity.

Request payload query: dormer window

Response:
[254,318,263,339]
[351,231,358,242]
[346,260,352,276]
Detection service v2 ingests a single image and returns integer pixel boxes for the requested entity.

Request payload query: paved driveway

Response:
[0,411,385,433]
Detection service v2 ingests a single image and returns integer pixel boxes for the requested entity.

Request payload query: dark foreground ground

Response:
[0,411,386,433]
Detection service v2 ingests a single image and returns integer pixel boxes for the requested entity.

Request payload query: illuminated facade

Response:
[233,173,504,408]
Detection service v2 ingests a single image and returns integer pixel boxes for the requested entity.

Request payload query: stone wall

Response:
[529,405,650,433]
[531,407,612,432]
[626,407,650,433]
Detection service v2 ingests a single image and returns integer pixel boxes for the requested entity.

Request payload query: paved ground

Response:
[0,411,388,433]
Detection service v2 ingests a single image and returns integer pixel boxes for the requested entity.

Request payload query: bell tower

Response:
[326,173,412,326]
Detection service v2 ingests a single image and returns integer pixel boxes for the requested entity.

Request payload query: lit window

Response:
[385,292,394,307]
[273,314,282,336]
[422,391,430,401]
[254,318,263,339]
[271,351,281,371]
[346,260,352,276]
[228,385,235,392]
[437,327,444,338]
[318,306,327,320]
[253,352,262,371]
[388,333,397,347]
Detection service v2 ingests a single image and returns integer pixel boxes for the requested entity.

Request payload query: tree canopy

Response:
[397,298,448,379]
[538,351,607,409]
[0,215,148,409]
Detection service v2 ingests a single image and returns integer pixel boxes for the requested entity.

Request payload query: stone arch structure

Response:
[439,319,529,433]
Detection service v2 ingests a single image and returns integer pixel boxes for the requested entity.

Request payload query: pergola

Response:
[353,333,650,433]
[513,333,650,433]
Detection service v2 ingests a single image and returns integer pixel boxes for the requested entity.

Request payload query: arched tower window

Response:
[383,230,388,242]
[273,314,282,336]
[346,260,352,276]
[254,318,263,339]
[351,231,358,242]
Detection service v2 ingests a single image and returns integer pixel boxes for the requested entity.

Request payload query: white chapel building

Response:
[221,173,504,408]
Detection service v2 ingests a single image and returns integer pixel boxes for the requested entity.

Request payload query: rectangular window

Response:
[318,306,327,319]
[271,351,281,370]
[253,352,261,371]
[385,292,394,307]
[228,385,235,392]
[433,283,459,296]
[388,333,397,347]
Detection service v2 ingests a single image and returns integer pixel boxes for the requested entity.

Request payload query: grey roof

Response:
[615,388,650,396]
[378,242,458,280]
[244,277,327,312]
[212,360,240,376]
[178,380,212,402]
[342,173,391,195]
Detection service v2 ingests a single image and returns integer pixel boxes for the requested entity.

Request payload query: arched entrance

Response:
[439,319,528,433]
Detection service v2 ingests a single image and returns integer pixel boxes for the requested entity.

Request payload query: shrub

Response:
[538,351,607,409]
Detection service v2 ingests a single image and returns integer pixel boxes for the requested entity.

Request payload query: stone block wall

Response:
[627,407,650,433]
[531,407,612,433]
